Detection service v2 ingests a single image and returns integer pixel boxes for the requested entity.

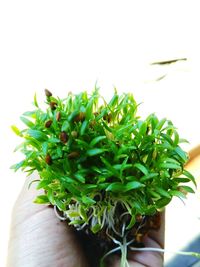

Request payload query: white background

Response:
[1,1,200,266]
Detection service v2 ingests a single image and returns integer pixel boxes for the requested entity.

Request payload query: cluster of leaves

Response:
[12,87,196,234]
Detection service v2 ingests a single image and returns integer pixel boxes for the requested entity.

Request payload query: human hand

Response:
[7,176,164,267]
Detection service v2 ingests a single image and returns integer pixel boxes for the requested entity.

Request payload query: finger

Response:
[7,175,88,267]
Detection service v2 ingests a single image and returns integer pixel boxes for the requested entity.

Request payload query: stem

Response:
[129,247,200,259]
[120,235,129,267]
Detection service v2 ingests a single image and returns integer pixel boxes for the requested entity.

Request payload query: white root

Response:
[54,205,67,221]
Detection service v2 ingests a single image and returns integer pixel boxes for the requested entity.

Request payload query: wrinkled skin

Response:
[7,176,164,267]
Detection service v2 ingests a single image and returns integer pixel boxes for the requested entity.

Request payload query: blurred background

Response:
[0,1,200,266]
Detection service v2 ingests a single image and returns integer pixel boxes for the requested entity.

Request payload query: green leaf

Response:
[139,121,147,136]
[173,177,191,183]
[20,116,35,128]
[89,136,106,147]
[140,173,158,182]
[34,93,39,107]
[134,163,148,175]
[126,181,145,191]
[86,148,106,157]
[126,215,136,230]
[173,130,179,146]
[80,120,88,136]
[179,186,195,193]
[183,170,197,187]
[23,110,36,118]
[48,137,60,143]
[156,197,171,209]
[91,223,101,234]
[34,195,50,204]
[156,118,167,130]
[67,211,80,218]
[61,120,70,131]
[106,182,124,192]
[82,196,96,205]
[79,206,88,221]
[159,162,181,169]
[27,129,48,141]
[69,220,84,225]
[10,160,25,171]
[169,190,186,199]
[74,173,85,183]
[156,187,171,198]
[11,125,22,136]
[174,147,188,162]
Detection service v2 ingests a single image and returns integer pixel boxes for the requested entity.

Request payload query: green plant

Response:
[11,87,197,266]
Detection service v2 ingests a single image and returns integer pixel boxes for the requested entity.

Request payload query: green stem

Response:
[129,247,200,259]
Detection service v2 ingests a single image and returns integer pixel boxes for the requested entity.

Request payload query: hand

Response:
[7,176,164,267]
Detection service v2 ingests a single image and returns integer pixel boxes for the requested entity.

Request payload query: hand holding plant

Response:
[10,88,197,267]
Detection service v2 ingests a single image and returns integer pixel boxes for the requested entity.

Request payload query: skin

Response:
[7,176,165,267]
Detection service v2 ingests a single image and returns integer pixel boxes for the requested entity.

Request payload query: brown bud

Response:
[45,120,52,128]
[56,111,61,121]
[93,112,99,116]
[71,131,78,138]
[50,101,57,110]
[60,131,68,143]
[67,151,80,159]
[89,120,96,128]
[103,113,112,123]
[74,112,85,122]
[45,89,52,97]
[45,154,52,165]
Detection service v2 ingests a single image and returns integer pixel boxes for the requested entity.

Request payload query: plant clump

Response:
[11,87,196,266]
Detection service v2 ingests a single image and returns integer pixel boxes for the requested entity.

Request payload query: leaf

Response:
[156,118,167,130]
[173,177,191,183]
[48,137,60,143]
[67,211,80,218]
[79,206,88,221]
[91,223,101,234]
[23,110,36,118]
[11,125,22,137]
[156,187,171,198]
[179,186,195,194]
[27,129,48,141]
[169,190,187,199]
[69,220,84,225]
[125,181,145,191]
[10,160,25,171]
[34,195,50,204]
[174,147,188,162]
[82,196,96,205]
[134,163,148,175]
[160,133,174,145]
[34,93,39,107]
[20,116,35,128]
[140,173,158,182]
[106,182,124,192]
[156,197,171,209]
[139,121,147,136]
[74,173,86,183]
[61,120,70,132]
[80,120,88,136]
[159,162,181,169]
[126,215,136,230]
[183,170,197,187]
[89,136,106,147]
[173,130,179,146]
[86,148,106,157]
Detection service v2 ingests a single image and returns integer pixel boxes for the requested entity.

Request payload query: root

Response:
[54,205,67,221]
